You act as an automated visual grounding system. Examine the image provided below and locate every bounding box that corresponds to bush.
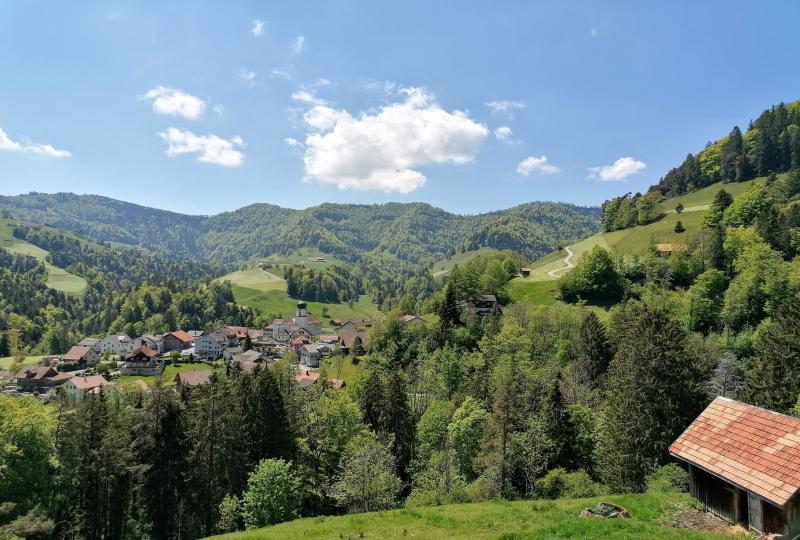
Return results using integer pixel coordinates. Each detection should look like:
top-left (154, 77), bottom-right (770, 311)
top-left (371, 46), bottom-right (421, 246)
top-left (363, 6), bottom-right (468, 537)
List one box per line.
top-left (645, 463), bottom-right (689, 493)
top-left (534, 468), bottom-right (605, 499)
top-left (242, 459), bottom-right (301, 528)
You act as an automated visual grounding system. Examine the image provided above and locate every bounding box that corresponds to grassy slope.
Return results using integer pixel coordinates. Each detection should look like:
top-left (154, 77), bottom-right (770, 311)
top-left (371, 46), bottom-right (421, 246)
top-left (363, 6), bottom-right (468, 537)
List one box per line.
top-left (0, 218), bottom-right (88, 294)
top-left (116, 361), bottom-right (223, 387)
top-left (209, 492), bottom-right (740, 540)
top-left (431, 247), bottom-right (499, 278)
top-left (0, 355), bottom-right (48, 370)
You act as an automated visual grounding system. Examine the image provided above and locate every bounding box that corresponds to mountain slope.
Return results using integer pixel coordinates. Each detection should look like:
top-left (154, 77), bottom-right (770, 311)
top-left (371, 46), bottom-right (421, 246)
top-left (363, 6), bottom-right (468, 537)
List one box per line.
top-left (0, 194), bottom-right (601, 265)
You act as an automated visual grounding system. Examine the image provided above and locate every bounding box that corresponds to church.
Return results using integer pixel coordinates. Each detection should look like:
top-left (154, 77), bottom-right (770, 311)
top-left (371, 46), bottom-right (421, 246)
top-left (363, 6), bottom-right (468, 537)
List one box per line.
top-left (269, 301), bottom-right (323, 343)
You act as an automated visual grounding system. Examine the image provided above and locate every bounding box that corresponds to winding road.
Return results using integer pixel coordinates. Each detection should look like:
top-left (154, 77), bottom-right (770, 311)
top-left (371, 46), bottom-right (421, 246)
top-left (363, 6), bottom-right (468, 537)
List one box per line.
top-left (546, 246), bottom-right (575, 278)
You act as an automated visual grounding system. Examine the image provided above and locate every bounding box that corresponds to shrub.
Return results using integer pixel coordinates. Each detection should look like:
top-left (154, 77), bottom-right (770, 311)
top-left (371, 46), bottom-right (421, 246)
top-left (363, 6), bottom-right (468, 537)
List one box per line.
top-left (534, 468), bottom-right (605, 499)
top-left (645, 463), bottom-right (689, 493)
top-left (242, 459), bottom-right (301, 528)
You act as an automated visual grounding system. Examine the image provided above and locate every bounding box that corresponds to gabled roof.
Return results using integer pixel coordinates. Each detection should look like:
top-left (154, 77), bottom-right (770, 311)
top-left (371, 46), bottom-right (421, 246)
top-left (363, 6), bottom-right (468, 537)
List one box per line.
top-left (294, 369), bottom-right (320, 388)
top-left (62, 345), bottom-right (94, 362)
top-left (125, 346), bottom-right (158, 360)
top-left (174, 370), bottom-right (213, 386)
top-left (655, 243), bottom-right (688, 253)
top-left (670, 396), bottom-right (800, 507)
top-left (338, 331), bottom-right (368, 349)
top-left (68, 375), bottom-right (110, 391)
top-left (77, 338), bottom-right (100, 347)
top-left (15, 366), bottom-right (56, 380)
top-left (165, 330), bottom-right (194, 343)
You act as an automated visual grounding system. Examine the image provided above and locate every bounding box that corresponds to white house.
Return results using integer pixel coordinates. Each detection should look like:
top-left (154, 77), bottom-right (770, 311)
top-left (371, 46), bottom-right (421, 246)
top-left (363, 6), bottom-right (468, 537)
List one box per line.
top-left (98, 334), bottom-right (134, 355)
top-left (195, 334), bottom-right (227, 359)
top-left (299, 343), bottom-right (333, 368)
top-left (62, 375), bottom-right (112, 401)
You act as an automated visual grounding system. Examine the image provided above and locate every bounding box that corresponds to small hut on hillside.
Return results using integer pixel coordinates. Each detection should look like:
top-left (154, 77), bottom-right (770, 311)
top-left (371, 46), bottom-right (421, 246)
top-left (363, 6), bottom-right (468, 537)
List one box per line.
top-left (670, 396), bottom-right (800, 537)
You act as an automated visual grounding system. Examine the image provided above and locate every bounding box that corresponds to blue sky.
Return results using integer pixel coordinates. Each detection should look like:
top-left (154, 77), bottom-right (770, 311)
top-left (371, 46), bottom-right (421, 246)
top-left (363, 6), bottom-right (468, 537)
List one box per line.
top-left (1, 1), bottom-right (799, 215)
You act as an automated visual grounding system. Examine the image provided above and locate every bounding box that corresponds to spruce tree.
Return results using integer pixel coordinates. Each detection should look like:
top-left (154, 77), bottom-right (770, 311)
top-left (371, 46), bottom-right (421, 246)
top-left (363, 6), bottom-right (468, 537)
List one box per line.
top-left (242, 367), bottom-right (295, 466)
top-left (597, 304), bottom-right (711, 493)
top-left (361, 369), bottom-right (384, 431)
top-left (381, 370), bottom-right (415, 482)
top-left (573, 312), bottom-right (612, 389)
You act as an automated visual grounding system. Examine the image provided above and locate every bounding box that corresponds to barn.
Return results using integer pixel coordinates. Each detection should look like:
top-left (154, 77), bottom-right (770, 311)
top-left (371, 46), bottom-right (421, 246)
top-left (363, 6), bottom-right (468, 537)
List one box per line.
top-left (670, 396), bottom-right (800, 537)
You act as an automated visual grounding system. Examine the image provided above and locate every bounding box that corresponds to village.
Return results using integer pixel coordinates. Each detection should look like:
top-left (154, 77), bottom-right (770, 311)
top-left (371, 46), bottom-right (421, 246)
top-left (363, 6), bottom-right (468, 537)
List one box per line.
top-left (1, 300), bottom-right (404, 401)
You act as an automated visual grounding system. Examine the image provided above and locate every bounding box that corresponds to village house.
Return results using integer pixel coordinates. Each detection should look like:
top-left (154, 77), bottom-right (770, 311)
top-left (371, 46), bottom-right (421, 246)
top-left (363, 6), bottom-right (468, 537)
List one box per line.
top-left (338, 331), bottom-right (368, 355)
top-left (14, 366), bottom-right (71, 392)
top-left (174, 370), bottom-right (213, 390)
top-left (162, 330), bottom-right (194, 352)
top-left (60, 345), bottom-right (100, 368)
top-left (186, 330), bottom-right (205, 339)
top-left (291, 335), bottom-right (311, 354)
top-left (76, 337), bottom-right (101, 352)
top-left (319, 335), bottom-right (339, 345)
top-left (132, 334), bottom-right (163, 354)
top-left (670, 396), bottom-right (800, 537)
top-left (195, 333), bottom-right (227, 359)
top-left (472, 294), bottom-right (501, 316)
top-left (119, 347), bottom-right (163, 376)
top-left (334, 319), bottom-right (371, 333)
top-left (270, 301), bottom-right (323, 342)
top-left (294, 369), bottom-right (320, 388)
top-left (299, 343), bottom-right (333, 368)
top-left (62, 375), bottom-right (112, 401)
top-left (520, 267), bottom-right (531, 278)
top-left (97, 334), bottom-right (134, 355)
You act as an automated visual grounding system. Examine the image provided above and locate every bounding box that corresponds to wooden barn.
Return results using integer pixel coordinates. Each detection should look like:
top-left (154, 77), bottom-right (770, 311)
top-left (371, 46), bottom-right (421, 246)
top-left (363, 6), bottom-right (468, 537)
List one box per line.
top-left (670, 396), bottom-right (800, 538)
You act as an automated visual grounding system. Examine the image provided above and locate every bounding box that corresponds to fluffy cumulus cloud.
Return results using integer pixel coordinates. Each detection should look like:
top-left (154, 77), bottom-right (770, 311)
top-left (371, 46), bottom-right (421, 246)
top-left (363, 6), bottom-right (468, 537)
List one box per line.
top-left (159, 127), bottom-right (244, 167)
top-left (239, 68), bottom-right (257, 87)
top-left (516, 155), bottom-right (560, 176)
top-left (494, 126), bottom-right (512, 141)
top-left (283, 137), bottom-right (301, 147)
top-left (0, 127), bottom-right (71, 158)
top-left (251, 19), bottom-right (265, 36)
top-left (144, 86), bottom-right (206, 119)
top-left (588, 156), bottom-right (646, 181)
top-left (296, 87), bottom-right (488, 193)
top-left (292, 89), bottom-right (327, 106)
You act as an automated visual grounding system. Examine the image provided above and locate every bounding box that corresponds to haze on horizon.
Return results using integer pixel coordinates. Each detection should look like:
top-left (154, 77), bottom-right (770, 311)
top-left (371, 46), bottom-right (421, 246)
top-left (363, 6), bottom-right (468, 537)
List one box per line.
top-left (1, 0), bottom-right (799, 215)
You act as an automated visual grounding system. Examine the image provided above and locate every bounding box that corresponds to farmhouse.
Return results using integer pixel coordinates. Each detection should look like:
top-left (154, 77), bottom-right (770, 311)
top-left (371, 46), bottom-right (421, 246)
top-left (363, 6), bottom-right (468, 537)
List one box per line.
top-left (520, 267), bottom-right (531, 278)
top-left (132, 334), bottom-right (163, 354)
top-left (195, 333), bottom-right (227, 359)
top-left (334, 319), bottom-right (371, 333)
top-left (472, 294), bottom-right (500, 316)
top-left (14, 366), bottom-right (67, 392)
top-left (61, 345), bottom-right (100, 368)
top-left (294, 369), bottom-right (320, 388)
top-left (120, 347), bottom-right (163, 376)
top-left (338, 331), bottom-right (368, 355)
top-left (62, 375), bottom-right (112, 401)
top-left (670, 396), bottom-right (800, 537)
top-left (76, 337), bottom-right (101, 351)
top-left (162, 330), bottom-right (195, 351)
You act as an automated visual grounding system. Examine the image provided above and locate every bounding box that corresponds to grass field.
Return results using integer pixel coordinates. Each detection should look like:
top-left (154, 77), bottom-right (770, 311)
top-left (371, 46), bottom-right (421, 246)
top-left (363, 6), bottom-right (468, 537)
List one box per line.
top-left (319, 355), bottom-right (367, 384)
top-left (0, 355), bottom-right (47, 370)
top-left (218, 268), bottom-right (285, 292)
top-left (659, 176), bottom-right (767, 213)
top-left (208, 492), bottom-right (742, 540)
top-left (431, 247), bottom-right (498, 278)
top-left (116, 362), bottom-right (222, 387)
top-left (0, 218), bottom-right (88, 294)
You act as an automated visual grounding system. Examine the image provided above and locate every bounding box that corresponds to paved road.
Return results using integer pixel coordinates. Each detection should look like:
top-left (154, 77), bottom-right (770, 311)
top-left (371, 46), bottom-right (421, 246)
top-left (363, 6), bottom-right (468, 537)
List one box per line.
top-left (547, 246), bottom-right (574, 278)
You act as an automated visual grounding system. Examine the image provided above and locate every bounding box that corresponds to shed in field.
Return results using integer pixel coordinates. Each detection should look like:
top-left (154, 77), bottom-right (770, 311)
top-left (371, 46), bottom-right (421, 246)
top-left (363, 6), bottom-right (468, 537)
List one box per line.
top-left (670, 396), bottom-right (800, 537)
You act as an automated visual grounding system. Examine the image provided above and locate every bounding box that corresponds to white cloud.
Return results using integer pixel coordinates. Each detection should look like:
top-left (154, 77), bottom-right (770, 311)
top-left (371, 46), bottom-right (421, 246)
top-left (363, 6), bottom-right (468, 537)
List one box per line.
top-left (270, 69), bottom-right (291, 80)
top-left (251, 19), bottom-right (265, 36)
top-left (516, 155), bottom-right (560, 176)
top-left (588, 156), bottom-right (647, 181)
top-left (213, 104), bottom-right (225, 115)
top-left (363, 79), bottom-right (398, 95)
top-left (0, 127), bottom-right (71, 158)
top-left (284, 137), bottom-right (302, 147)
top-left (494, 126), bottom-right (512, 141)
top-left (292, 35), bottom-right (305, 54)
top-left (296, 87), bottom-right (488, 193)
top-left (159, 127), bottom-right (244, 167)
top-left (485, 100), bottom-right (526, 114)
top-left (590, 27), bottom-right (599, 37)
top-left (315, 78), bottom-right (331, 87)
top-left (292, 89), bottom-right (327, 106)
top-left (239, 68), bottom-right (257, 87)
top-left (143, 86), bottom-right (206, 119)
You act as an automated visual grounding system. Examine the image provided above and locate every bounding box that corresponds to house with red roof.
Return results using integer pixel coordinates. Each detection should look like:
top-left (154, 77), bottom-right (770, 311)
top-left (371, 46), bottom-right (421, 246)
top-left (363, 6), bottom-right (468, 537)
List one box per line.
top-left (120, 346), bottom-right (163, 376)
top-left (62, 375), bottom-right (112, 401)
top-left (162, 331), bottom-right (194, 352)
top-left (670, 396), bottom-right (800, 537)
top-left (61, 345), bottom-right (100, 367)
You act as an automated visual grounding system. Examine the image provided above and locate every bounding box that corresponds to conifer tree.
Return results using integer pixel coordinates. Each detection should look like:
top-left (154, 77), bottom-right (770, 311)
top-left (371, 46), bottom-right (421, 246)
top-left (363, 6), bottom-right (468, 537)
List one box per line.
top-left (573, 312), bottom-right (612, 389)
top-left (381, 369), bottom-right (415, 482)
top-left (361, 369), bottom-right (384, 431)
top-left (597, 304), bottom-right (711, 493)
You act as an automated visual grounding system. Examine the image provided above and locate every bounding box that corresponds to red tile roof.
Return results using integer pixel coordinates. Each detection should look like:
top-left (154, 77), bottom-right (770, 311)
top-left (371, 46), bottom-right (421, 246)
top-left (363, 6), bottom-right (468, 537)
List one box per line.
top-left (670, 396), bottom-right (800, 507)
top-left (62, 345), bottom-right (93, 362)
top-left (68, 375), bottom-right (110, 391)
top-left (294, 369), bottom-right (320, 388)
top-left (125, 346), bottom-right (158, 360)
top-left (165, 330), bottom-right (194, 343)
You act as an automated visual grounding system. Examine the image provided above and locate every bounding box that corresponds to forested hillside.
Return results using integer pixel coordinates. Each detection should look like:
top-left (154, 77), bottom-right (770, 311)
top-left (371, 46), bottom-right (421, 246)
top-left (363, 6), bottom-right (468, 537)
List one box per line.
top-left (0, 194), bottom-right (600, 265)
top-left (602, 99), bottom-right (800, 232)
